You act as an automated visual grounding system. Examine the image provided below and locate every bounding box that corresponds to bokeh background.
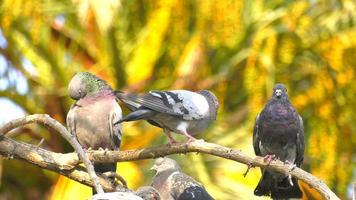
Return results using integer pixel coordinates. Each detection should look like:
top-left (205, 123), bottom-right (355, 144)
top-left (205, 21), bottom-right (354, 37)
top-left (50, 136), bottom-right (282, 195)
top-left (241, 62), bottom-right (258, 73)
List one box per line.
top-left (0, 0), bottom-right (355, 199)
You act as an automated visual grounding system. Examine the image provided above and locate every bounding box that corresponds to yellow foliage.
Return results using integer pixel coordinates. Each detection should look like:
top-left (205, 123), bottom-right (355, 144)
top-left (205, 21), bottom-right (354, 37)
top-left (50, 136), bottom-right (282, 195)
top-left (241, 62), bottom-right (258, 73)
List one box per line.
top-left (49, 176), bottom-right (91, 200)
top-left (126, 0), bottom-right (177, 84)
top-left (0, 0), bottom-right (355, 199)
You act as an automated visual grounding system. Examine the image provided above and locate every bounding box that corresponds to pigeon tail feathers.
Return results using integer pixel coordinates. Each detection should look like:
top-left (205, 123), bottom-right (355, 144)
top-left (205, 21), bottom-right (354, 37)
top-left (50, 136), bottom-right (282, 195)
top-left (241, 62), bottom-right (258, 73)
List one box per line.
top-left (116, 109), bottom-right (156, 124)
top-left (254, 171), bottom-right (302, 199)
top-left (254, 170), bottom-right (272, 196)
top-left (271, 177), bottom-right (302, 199)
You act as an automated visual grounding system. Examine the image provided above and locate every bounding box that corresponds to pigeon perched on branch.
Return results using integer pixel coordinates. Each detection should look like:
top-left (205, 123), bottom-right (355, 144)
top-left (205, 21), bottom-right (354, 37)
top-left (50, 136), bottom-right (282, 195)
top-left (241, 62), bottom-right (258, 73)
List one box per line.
top-left (151, 157), bottom-right (214, 200)
top-left (67, 72), bottom-right (122, 193)
top-left (115, 90), bottom-right (219, 143)
top-left (253, 83), bottom-right (304, 199)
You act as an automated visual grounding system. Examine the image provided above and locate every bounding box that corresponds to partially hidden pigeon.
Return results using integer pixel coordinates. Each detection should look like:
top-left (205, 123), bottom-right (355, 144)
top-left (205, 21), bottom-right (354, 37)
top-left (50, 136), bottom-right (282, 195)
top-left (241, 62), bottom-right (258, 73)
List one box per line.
top-left (135, 186), bottom-right (161, 200)
top-left (67, 72), bottom-right (122, 193)
top-left (115, 90), bottom-right (219, 143)
top-left (253, 83), bottom-right (304, 199)
top-left (91, 192), bottom-right (144, 200)
top-left (151, 157), bottom-right (214, 200)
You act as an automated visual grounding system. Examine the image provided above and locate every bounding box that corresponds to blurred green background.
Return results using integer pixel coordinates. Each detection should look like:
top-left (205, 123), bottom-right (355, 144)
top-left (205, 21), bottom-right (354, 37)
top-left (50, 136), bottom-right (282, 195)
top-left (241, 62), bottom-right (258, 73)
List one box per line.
top-left (0, 0), bottom-right (355, 199)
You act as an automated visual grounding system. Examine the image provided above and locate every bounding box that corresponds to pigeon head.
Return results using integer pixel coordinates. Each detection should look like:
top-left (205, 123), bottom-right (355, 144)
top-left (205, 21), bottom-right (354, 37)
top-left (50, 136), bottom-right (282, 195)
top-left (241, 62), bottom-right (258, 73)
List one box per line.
top-left (272, 83), bottom-right (288, 100)
top-left (197, 90), bottom-right (219, 120)
top-left (151, 157), bottom-right (180, 174)
top-left (68, 72), bottom-right (110, 100)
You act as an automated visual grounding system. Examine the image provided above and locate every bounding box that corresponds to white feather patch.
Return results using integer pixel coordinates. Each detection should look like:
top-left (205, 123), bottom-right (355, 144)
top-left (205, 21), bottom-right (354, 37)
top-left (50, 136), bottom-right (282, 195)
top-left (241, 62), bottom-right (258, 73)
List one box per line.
top-left (172, 90), bottom-right (210, 120)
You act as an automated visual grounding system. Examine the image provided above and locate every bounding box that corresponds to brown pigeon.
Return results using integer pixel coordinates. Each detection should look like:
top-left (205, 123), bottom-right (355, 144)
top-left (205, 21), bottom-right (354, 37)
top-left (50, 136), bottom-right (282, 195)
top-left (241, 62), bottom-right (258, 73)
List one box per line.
top-left (67, 72), bottom-right (122, 193)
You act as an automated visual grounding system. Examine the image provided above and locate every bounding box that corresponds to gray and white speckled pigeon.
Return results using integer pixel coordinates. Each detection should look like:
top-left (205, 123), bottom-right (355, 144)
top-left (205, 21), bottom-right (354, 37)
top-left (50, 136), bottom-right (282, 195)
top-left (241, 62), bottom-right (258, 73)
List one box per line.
top-left (135, 186), bottom-right (161, 200)
top-left (151, 157), bottom-right (214, 200)
top-left (115, 90), bottom-right (219, 143)
top-left (253, 83), bottom-right (304, 199)
top-left (91, 192), bottom-right (144, 200)
top-left (67, 72), bottom-right (122, 193)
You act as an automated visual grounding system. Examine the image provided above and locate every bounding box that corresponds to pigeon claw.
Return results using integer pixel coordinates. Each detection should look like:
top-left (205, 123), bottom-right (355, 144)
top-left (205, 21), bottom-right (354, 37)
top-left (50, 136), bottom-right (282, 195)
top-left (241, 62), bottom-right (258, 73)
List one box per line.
top-left (184, 136), bottom-right (197, 145)
top-left (182, 131), bottom-right (197, 144)
top-left (284, 160), bottom-right (297, 172)
top-left (263, 154), bottom-right (276, 165)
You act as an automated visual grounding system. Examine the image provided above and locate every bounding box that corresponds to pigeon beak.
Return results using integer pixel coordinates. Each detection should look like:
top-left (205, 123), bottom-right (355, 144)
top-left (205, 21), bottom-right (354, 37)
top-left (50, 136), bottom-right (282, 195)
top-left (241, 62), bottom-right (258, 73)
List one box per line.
top-left (275, 89), bottom-right (282, 97)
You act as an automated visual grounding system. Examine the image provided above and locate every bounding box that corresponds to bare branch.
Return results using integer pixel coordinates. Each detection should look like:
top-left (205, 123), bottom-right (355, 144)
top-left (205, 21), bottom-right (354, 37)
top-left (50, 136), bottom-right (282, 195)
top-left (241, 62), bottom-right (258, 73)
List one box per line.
top-left (88, 141), bottom-right (339, 200)
top-left (0, 136), bottom-right (119, 191)
top-left (0, 114), bottom-right (104, 193)
top-left (0, 115), bottom-right (340, 200)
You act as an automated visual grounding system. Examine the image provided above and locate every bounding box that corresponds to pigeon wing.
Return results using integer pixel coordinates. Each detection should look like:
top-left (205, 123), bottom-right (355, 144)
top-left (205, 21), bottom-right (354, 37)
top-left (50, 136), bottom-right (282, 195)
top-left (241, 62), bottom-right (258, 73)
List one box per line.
top-left (109, 103), bottom-right (122, 149)
top-left (253, 113), bottom-right (262, 156)
top-left (169, 172), bottom-right (214, 200)
top-left (116, 90), bottom-right (207, 120)
top-left (295, 115), bottom-right (305, 167)
top-left (66, 104), bottom-right (77, 136)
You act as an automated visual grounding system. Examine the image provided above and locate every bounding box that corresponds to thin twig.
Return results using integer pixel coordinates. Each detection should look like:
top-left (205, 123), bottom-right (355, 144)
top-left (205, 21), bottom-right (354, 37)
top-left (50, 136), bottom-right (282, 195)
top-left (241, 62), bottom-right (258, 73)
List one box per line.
top-left (36, 138), bottom-right (45, 147)
top-left (103, 172), bottom-right (128, 188)
top-left (0, 114), bottom-right (104, 193)
top-left (243, 162), bottom-right (253, 178)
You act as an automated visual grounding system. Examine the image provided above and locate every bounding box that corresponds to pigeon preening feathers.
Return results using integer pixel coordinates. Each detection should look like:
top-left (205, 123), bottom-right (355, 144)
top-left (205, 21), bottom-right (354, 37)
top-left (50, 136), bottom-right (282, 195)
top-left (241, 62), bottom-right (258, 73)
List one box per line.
top-left (67, 72), bottom-right (122, 193)
top-left (151, 157), bottom-right (214, 200)
top-left (253, 83), bottom-right (304, 199)
top-left (115, 90), bottom-right (219, 143)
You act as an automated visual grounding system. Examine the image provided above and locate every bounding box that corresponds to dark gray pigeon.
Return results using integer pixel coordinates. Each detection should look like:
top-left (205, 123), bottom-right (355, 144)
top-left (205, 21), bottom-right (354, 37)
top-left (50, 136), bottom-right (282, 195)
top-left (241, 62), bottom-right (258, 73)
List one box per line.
top-left (115, 90), bottom-right (219, 144)
top-left (67, 72), bottom-right (122, 193)
top-left (253, 83), bottom-right (304, 199)
top-left (151, 157), bottom-right (214, 200)
top-left (135, 186), bottom-right (161, 200)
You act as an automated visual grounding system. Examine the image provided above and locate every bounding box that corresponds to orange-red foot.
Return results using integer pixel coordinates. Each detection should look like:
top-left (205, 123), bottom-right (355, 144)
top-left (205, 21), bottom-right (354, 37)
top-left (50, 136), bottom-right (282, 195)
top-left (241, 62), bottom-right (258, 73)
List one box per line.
top-left (263, 154), bottom-right (276, 165)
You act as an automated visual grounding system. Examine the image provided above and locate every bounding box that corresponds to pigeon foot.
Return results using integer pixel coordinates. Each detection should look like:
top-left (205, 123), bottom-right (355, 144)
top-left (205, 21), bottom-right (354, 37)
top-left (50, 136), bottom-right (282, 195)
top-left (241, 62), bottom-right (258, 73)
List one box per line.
top-left (185, 137), bottom-right (196, 145)
top-left (165, 131), bottom-right (178, 145)
top-left (181, 131), bottom-right (197, 144)
top-left (263, 154), bottom-right (276, 165)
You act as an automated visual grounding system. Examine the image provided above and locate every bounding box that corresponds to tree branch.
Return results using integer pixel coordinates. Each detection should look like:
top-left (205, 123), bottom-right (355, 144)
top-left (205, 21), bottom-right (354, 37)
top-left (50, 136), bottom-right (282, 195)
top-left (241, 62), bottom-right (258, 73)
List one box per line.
top-left (88, 141), bottom-right (339, 200)
top-left (0, 136), bottom-right (120, 191)
top-left (0, 115), bottom-right (340, 200)
top-left (0, 114), bottom-right (104, 193)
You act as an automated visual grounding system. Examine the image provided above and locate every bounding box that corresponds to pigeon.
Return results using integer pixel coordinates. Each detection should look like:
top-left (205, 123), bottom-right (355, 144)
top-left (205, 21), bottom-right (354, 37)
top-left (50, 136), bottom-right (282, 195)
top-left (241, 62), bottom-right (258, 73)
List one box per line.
top-left (115, 90), bottom-right (219, 143)
top-left (67, 72), bottom-right (122, 193)
top-left (151, 157), bottom-right (214, 200)
top-left (135, 186), bottom-right (161, 200)
top-left (253, 83), bottom-right (304, 199)
top-left (91, 192), bottom-right (144, 200)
